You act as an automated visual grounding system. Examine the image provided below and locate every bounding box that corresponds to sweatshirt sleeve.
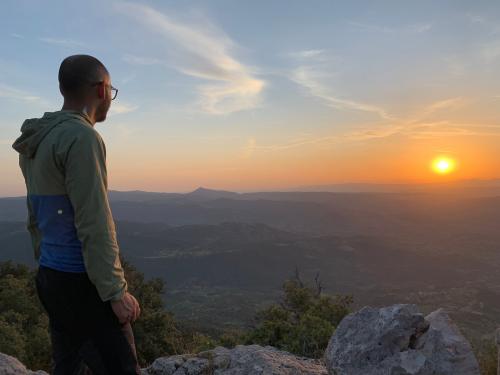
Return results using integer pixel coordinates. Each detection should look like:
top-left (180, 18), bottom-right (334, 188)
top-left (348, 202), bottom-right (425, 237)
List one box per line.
top-left (63, 128), bottom-right (127, 302)
top-left (19, 156), bottom-right (42, 262)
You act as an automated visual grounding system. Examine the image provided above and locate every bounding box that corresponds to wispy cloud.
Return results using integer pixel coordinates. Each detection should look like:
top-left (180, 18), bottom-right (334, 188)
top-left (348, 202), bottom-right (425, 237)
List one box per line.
top-left (467, 14), bottom-right (500, 35)
top-left (348, 21), bottom-right (394, 33)
top-left (481, 40), bottom-right (500, 63)
top-left (241, 137), bottom-right (256, 158)
top-left (108, 102), bottom-right (138, 116)
top-left (345, 97), bottom-right (477, 141)
top-left (122, 54), bottom-right (163, 66)
top-left (408, 24), bottom-right (432, 33)
top-left (290, 65), bottom-right (392, 120)
top-left (101, 122), bottom-right (139, 139)
top-left (10, 33), bottom-right (24, 39)
top-left (444, 56), bottom-right (467, 77)
top-left (366, 121), bottom-right (500, 140)
top-left (289, 49), bottom-right (326, 59)
top-left (38, 37), bottom-right (85, 48)
top-left (284, 46), bottom-right (485, 150)
top-left (252, 134), bottom-right (340, 152)
top-left (471, 14), bottom-right (500, 63)
top-left (245, 92), bottom-right (494, 154)
top-left (422, 97), bottom-right (467, 115)
top-left (339, 117), bottom-right (500, 142)
top-left (251, 119), bottom-right (500, 153)
top-left (115, 2), bottom-right (265, 115)
top-left (0, 83), bottom-right (41, 102)
top-left (348, 21), bottom-right (432, 34)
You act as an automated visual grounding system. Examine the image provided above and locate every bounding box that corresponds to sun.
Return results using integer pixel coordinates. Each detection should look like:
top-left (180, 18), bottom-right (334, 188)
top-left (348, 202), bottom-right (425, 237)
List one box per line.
top-left (431, 157), bottom-right (456, 175)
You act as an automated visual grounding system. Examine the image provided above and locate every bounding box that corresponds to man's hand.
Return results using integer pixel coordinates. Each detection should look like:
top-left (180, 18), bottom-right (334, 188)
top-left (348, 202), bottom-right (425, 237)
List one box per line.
top-left (110, 292), bottom-right (141, 324)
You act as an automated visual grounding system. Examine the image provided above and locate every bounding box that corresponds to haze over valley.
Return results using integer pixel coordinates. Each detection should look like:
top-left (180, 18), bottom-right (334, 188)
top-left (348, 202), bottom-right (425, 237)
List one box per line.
top-left (2, 181), bottom-right (499, 340)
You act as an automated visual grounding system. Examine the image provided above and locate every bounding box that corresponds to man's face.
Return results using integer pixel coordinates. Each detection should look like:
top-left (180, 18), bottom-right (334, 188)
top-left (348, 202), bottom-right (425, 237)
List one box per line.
top-left (95, 74), bottom-right (112, 123)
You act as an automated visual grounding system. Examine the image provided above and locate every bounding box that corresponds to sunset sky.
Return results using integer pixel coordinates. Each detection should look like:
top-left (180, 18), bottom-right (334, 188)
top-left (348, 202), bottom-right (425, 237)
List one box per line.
top-left (1, 0), bottom-right (500, 196)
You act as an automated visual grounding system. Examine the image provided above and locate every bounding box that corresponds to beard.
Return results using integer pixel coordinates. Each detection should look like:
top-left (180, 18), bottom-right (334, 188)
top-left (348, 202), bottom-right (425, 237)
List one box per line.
top-left (95, 99), bottom-right (111, 122)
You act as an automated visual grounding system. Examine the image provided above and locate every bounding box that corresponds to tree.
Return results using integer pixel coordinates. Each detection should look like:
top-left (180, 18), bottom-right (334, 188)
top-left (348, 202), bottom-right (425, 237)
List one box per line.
top-left (246, 271), bottom-right (353, 358)
top-left (0, 261), bottom-right (51, 370)
top-left (472, 338), bottom-right (497, 375)
top-left (121, 258), bottom-right (189, 365)
top-left (0, 259), bottom-right (214, 371)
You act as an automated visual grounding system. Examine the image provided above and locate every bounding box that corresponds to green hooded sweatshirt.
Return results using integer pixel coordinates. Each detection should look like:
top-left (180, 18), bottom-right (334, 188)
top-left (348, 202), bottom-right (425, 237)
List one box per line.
top-left (12, 110), bottom-right (127, 302)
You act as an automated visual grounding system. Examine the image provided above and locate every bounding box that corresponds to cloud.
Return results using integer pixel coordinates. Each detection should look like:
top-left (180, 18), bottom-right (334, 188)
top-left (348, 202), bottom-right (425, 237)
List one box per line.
top-left (468, 14), bottom-right (486, 25)
top-left (408, 24), bottom-right (432, 33)
top-left (422, 97), bottom-right (467, 115)
top-left (108, 102), bottom-right (138, 116)
top-left (404, 122), bottom-right (500, 139)
top-left (344, 125), bottom-right (403, 141)
top-left (246, 94), bottom-right (493, 154)
top-left (115, 2), bottom-right (265, 115)
top-left (10, 33), bottom-right (24, 39)
top-left (290, 65), bottom-right (392, 120)
top-left (344, 120), bottom-right (500, 141)
top-left (467, 14), bottom-right (500, 35)
top-left (264, 136), bottom-right (339, 151)
top-left (289, 49), bottom-right (325, 59)
top-left (0, 83), bottom-right (41, 102)
top-left (348, 21), bottom-right (394, 33)
top-left (348, 22), bottom-right (432, 34)
top-left (38, 37), bottom-right (85, 48)
top-left (481, 40), bottom-right (500, 63)
top-left (243, 119), bottom-right (500, 154)
top-left (122, 54), bottom-right (163, 66)
top-left (444, 57), bottom-right (467, 77)
top-left (101, 122), bottom-right (139, 139)
top-left (241, 137), bottom-right (256, 158)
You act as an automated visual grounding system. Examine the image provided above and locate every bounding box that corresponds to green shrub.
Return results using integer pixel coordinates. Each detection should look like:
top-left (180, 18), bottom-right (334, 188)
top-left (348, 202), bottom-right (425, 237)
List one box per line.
top-left (246, 273), bottom-right (353, 358)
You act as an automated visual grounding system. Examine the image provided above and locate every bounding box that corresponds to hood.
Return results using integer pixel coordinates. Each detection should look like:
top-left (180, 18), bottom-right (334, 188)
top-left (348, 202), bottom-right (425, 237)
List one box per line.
top-left (12, 110), bottom-right (92, 158)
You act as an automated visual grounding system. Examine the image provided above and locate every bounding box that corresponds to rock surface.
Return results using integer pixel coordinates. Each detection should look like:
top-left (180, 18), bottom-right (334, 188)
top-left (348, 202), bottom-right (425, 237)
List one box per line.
top-left (0, 304), bottom-right (481, 375)
top-left (0, 353), bottom-right (48, 375)
top-left (325, 304), bottom-right (480, 375)
top-left (144, 345), bottom-right (327, 375)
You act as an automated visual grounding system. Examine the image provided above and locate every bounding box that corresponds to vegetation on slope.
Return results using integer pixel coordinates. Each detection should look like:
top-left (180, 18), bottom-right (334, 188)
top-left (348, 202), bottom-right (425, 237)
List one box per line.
top-left (0, 260), bottom-right (496, 374)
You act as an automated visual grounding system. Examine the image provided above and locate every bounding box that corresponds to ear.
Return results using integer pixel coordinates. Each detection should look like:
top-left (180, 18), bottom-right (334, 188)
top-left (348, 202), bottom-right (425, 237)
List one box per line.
top-left (97, 83), bottom-right (105, 99)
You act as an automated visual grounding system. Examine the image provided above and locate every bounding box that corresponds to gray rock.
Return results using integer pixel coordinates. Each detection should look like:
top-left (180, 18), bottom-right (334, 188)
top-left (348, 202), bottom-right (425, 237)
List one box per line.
top-left (0, 353), bottom-right (48, 375)
top-left (147, 354), bottom-right (185, 374)
top-left (0, 304), bottom-right (480, 375)
top-left (325, 304), bottom-right (480, 375)
top-left (414, 309), bottom-right (480, 374)
top-left (144, 345), bottom-right (327, 375)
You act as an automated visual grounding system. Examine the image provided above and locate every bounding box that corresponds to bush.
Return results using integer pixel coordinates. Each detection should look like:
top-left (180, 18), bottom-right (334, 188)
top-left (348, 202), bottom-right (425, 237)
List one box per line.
top-left (473, 338), bottom-right (497, 375)
top-left (246, 271), bottom-right (353, 358)
top-left (0, 259), bottom-right (216, 371)
top-left (0, 261), bottom-right (51, 370)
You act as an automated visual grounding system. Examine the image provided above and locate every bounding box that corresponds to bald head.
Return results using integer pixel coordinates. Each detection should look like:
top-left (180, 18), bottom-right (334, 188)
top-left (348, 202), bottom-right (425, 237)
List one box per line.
top-left (58, 54), bottom-right (109, 99)
top-left (59, 55), bottom-right (114, 124)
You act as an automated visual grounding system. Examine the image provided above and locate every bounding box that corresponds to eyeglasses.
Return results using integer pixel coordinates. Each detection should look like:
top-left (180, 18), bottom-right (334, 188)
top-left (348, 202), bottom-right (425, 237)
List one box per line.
top-left (90, 81), bottom-right (118, 100)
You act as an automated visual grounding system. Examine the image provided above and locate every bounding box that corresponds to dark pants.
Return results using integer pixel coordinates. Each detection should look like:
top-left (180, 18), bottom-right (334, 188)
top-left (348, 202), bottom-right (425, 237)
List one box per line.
top-left (35, 265), bottom-right (141, 375)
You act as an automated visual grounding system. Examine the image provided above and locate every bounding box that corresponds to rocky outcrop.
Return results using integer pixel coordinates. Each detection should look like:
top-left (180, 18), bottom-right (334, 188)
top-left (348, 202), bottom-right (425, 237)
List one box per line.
top-left (325, 304), bottom-right (480, 375)
top-left (0, 353), bottom-right (48, 375)
top-left (0, 304), bottom-right (480, 375)
top-left (143, 345), bottom-right (327, 374)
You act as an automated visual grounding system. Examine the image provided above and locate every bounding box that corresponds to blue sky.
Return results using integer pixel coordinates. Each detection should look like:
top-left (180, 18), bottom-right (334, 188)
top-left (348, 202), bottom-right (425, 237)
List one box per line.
top-left (1, 0), bottom-right (500, 195)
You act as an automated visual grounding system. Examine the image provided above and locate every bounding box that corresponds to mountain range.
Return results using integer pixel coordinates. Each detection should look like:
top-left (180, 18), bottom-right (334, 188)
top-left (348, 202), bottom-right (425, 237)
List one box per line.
top-left (1, 183), bottom-right (499, 338)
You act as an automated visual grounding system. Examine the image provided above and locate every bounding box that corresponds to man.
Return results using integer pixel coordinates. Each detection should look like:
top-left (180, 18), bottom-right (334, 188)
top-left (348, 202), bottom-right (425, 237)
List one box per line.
top-left (12, 55), bottom-right (141, 374)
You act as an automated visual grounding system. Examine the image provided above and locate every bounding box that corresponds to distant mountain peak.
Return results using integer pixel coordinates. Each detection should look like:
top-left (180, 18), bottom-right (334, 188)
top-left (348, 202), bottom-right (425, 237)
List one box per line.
top-left (187, 187), bottom-right (239, 198)
top-left (191, 187), bottom-right (215, 193)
